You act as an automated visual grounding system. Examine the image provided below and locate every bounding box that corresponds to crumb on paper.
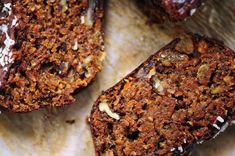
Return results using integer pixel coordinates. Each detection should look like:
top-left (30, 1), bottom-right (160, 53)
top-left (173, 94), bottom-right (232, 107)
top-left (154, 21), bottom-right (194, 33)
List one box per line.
top-left (190, 8), bottom-right (196, 16)
top-left (65, 119), bottom-right (76, 124)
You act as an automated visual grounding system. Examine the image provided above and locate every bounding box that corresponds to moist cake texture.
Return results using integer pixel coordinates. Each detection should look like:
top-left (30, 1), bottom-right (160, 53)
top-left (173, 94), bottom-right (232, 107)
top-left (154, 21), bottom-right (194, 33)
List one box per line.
top-left (0, 0), bottom-right (104, 112)
top-left (90, 34), bottom-right (235, 156)
top-left (138, 0), bottom-right (204, 23)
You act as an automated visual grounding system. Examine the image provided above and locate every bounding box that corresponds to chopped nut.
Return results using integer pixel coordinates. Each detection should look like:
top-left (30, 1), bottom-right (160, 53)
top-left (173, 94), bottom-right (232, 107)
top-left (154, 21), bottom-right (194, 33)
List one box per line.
top-left (211, 86), bottom-right (224, 94)
top-left (152, 77), bottom-right (165, 94)
top-left (99, 102), bottom-right (120, 120)
top-left (153, 77), bottom-right (160, 89)
top-left (187, 121), bottom-right (193, 126)
top-left (72, 40), bottom-right (78, 50)
top-left (130, 151), bottom-right (137, 156)
top-left (99, 52), bottom-right (106, 62)
top-left (159, 50), bottom-right (189, 67)
top-left (147, 116), bottom-right (153, 122)
top-left (80, 16), bottom-right (85, 24)
top-left (146, 67), bottom-right (156, 78)
top-left (198, 40), bottom-right (208, 53)
top-left (143, 144), bottom-right (149, 149)
top-left (167, 88), bottom-right (175, 94)
top-left (197, 64), bottom-right (210, 85)
top-left (175, 35), bottom-right (194, 54)
top-left (223, 75), bottom-right (233, 84)
top-left (161, 59), bottom-right (172, 67)
top-left (83, 55), bottom-right (93, 64)
top-left (59, 0), bottom-right (68, 12)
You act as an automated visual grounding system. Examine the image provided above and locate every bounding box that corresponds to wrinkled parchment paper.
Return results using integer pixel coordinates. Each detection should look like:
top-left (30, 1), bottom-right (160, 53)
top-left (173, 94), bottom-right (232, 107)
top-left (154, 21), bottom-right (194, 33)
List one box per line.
top-left (0, 0), bottom-right (235, 156)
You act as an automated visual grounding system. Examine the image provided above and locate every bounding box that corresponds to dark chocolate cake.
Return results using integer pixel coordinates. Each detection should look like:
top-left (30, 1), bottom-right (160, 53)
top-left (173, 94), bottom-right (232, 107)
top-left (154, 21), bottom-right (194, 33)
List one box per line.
top-left (0, 0), bottom-right (104, 112)
top-left (90, 34), bottom-right (235, 156)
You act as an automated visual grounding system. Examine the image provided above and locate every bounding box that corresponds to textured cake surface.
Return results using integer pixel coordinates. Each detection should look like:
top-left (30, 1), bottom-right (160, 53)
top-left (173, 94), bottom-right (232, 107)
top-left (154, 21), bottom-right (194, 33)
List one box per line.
top-left (90, 34), bottom-right (235, 156)
top-left (0, 0), bottom-right (104, 112)
top-left (138, 0), bottom-right (204, 23)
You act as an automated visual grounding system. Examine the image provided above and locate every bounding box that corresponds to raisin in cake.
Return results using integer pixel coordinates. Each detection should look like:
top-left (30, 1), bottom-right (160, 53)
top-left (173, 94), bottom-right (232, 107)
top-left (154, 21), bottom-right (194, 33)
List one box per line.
top-left (90, 34), bottom-right (235, 156)
top-left (0, 0), bottom-right (104, 112)
top-left (138, 0), bottom-right (204, 23)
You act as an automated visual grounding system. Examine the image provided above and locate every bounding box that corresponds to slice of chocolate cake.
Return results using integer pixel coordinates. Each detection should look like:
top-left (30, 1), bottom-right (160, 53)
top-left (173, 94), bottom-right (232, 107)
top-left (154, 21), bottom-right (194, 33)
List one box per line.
top-left (138, 0), bottom-right (204, 23)
top-left (0, 0), bottom-right (104, 112)
top-left (90, 34), bottom-right (235, 156)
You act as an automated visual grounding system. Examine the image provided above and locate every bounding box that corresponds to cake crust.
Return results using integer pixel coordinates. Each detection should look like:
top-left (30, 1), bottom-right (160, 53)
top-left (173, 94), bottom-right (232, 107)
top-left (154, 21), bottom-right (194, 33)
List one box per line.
top-left (0, 0), bottom-right (104, 112)
top-left (90, 34), bottom-right (235, 156)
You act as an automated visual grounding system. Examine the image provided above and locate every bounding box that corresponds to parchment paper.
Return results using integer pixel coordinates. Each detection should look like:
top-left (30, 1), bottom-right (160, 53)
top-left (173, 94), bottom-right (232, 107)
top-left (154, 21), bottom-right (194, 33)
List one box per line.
top-left (0, 0), bottom-right (235, 156)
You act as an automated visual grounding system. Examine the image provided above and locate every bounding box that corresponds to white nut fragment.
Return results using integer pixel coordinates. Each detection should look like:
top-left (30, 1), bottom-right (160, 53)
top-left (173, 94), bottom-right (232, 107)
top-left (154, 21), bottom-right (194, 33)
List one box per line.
top-left (80, 16), bottom-right (85, 24)
top-left (216, 116), bottom-right (224, 123)
top-left (178, 146), bottom-right (183, 153)
top-left (98, 52), bottom-right (106, 62)
top-left (59, 0), bottom-right (68, 12)
top-left (170, 148), bottom-right (175, 152)
top-left (212, 123), bottom-right (220, 130)
top-left (146, 67), bottom-right (156, 79)
top-left (83, 55), bottom-right (93, 64)
top-left (72, 40), bottom-right (78, 50)
top-left (99, 102), bottom-right (120, 120)
top-left (86, 2), bottom-right (95, 25)
top-left (153, 77), bottom-right (164, 93)
top-left (11, 16), bottom-right (18, 27)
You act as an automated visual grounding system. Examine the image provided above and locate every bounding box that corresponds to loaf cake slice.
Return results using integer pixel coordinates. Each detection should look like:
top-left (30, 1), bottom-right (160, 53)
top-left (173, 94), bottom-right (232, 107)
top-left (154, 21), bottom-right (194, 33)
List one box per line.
top-left (0, 0), bottom-right (104, 112)
top-left (138, 0), bottom-right (204, 23)
top-left (90, 34), bottom-right (235, 156)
